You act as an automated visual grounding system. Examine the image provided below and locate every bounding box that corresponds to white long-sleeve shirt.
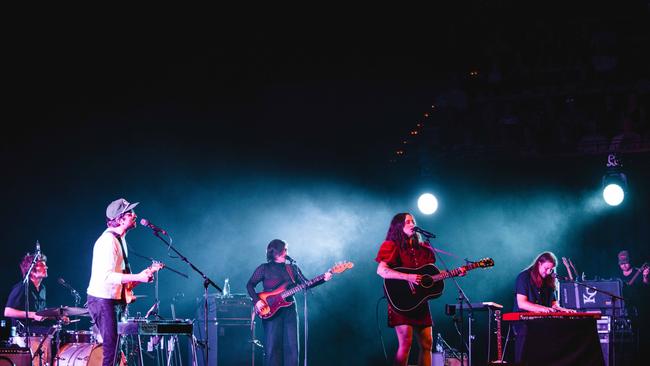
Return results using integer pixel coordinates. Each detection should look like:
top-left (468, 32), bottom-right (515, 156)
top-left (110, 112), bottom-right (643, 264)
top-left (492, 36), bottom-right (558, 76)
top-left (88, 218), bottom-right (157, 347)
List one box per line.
top-left (86, 229), bottom-right (128, 299)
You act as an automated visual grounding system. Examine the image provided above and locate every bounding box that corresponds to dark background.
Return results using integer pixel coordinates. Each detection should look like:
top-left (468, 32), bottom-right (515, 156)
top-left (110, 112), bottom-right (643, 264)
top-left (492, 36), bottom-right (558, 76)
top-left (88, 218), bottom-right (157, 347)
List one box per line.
top-left (2, 4), bottom-right (650, 365)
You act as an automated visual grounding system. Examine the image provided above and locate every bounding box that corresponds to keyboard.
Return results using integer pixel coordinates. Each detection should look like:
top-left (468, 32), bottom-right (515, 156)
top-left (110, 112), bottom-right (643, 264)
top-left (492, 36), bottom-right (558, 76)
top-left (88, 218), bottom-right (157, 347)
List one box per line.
top-left (118, 319), bottom-right (193, 335)
top-left (502, 311), bottom-right (601, 321)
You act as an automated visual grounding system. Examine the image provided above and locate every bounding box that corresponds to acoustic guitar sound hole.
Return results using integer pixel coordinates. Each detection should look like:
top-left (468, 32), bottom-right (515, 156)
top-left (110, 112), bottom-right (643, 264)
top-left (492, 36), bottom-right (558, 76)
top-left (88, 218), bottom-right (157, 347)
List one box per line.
top-left (420, 276), bottom-right (433, 288)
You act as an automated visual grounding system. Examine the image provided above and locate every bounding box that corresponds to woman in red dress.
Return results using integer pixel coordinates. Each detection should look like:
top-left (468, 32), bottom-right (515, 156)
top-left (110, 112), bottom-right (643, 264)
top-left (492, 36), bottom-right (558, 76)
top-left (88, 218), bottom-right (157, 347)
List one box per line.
top-left (375, 212), bottom-right (436, 366)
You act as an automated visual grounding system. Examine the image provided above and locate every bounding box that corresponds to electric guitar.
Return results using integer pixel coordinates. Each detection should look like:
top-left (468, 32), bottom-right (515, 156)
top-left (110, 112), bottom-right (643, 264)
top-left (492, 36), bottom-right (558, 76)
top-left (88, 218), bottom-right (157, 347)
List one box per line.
top-left (384, 258), bottom-right (494, 312)
top-left (254, 261), bottom-right (354, 319)
top-left (561, 257), bottom-right (574, 281)
top-left (124, 260), bottom-right (165, 304)
top-left (627, 262), bottom-right (649, 286)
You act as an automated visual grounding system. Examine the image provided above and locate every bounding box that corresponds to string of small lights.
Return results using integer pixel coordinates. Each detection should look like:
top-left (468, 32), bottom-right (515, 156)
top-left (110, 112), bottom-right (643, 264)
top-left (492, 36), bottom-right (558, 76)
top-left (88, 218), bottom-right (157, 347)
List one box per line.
top-left (389, 105), bottom-right (437, 164)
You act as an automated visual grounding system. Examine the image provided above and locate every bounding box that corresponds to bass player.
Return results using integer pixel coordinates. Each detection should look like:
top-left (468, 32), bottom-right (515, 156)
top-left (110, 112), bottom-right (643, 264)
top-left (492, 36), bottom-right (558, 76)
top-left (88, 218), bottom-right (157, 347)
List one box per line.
top-left (246, 239), bottom-right (332, 366)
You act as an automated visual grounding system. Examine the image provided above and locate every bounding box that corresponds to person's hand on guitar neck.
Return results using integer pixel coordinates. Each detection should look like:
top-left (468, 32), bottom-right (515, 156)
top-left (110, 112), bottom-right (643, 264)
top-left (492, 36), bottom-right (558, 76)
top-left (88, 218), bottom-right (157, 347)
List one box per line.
top-left (137, 267), bottom-right (155, 283)
top-left (323, 270), bottom-right (333, 281)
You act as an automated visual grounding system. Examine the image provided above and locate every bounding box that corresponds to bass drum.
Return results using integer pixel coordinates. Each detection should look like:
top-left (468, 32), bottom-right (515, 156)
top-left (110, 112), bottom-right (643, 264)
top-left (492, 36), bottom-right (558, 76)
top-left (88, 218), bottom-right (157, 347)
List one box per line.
top-left (56, 343), bottom-right (103, 366)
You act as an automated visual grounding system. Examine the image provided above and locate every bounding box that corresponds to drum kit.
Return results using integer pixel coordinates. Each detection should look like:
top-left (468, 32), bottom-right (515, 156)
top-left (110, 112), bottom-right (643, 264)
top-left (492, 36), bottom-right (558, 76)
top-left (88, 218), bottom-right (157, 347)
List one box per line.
top-left (7, 306), bottom-right (106, 366)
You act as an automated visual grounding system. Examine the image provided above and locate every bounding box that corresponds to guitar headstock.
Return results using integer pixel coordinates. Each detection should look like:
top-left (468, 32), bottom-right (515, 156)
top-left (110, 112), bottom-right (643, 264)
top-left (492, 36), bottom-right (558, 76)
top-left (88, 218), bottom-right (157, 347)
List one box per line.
top-left (476, 258), bottom-right (494, 268)
top-left (150, 260), bottom-right (165, 271)
top-left (330, 261), bottom-right (354, 274)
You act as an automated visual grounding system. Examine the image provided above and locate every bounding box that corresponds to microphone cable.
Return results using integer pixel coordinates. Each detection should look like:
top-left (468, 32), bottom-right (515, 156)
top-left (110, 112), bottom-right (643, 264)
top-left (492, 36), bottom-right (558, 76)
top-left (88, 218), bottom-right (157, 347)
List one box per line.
top-left (375, 295), bottom-right (389, 364)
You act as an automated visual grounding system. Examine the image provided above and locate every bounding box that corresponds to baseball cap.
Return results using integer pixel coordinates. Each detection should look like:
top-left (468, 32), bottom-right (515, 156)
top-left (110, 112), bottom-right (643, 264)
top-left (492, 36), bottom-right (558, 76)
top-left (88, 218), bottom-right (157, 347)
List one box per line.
top-left (106, 198), bottom-right (139, 220)
top-left (617, 250), bottom-right (630, 265)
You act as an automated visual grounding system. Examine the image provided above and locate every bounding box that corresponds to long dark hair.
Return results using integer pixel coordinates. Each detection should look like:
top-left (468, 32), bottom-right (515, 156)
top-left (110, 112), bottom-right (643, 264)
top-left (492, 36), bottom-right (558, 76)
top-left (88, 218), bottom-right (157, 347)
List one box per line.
top-left (266, 239), bottom-right (287, 262)
top-left (385, 213), bottom-right (420, 250)
top-left (525, 251), bottom-right (557, 290)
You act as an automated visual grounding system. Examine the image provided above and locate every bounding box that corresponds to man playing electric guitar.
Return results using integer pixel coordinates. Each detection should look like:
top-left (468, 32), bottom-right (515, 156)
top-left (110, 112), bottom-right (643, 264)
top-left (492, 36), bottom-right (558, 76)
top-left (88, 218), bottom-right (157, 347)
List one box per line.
top-left (246, 239), bottom-right (333, 366)
top-left (86, 198), bottom-right (164, 366)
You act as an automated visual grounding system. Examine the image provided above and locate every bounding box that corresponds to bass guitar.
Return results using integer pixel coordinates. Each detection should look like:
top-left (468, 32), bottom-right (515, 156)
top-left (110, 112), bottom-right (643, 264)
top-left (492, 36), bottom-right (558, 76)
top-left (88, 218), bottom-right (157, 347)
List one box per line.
top-left (124, 260), bottom-right (165, 304)
top-left (384, 258), bottom-right (494, 312)
top-left (255, 261), bottom-right (354, 319)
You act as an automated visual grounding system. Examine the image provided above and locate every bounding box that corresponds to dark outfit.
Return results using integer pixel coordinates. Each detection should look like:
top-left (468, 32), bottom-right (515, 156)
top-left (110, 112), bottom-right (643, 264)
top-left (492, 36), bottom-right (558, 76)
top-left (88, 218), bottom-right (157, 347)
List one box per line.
top-left (5, 280), bottom-right (49, 334)
top-left (246, 262), bottom-right (324, 366)
top-left (375, 239), bottom-right (436, 327)
top-left (512, 270), bottom-right (556, 364)
top-left (619, 268), bottom-right (648, 317)
top-left (617, 268), bottom-right (649, 363)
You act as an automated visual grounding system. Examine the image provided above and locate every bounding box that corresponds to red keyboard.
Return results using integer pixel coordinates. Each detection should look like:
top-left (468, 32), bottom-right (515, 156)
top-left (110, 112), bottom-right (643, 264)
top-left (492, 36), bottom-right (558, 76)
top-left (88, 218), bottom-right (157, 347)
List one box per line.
top-left (502, 311), bottom-right (601, 321)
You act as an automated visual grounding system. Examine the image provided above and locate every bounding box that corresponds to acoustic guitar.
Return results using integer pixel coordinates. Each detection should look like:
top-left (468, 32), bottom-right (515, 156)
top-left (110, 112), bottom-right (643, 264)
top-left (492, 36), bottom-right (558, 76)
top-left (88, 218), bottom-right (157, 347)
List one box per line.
top-left (255, 261), bottom-right (354, 319)
top-left (124, 260), bottom-right (165, 304)
top-left (384, 258), bottom-right (494, 312)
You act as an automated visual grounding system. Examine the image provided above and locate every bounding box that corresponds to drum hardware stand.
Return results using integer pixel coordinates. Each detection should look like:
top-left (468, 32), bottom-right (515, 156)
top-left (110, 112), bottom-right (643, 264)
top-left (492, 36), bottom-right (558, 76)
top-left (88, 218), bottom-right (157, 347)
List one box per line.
top-left (32, 320), bottom-right (61, 366)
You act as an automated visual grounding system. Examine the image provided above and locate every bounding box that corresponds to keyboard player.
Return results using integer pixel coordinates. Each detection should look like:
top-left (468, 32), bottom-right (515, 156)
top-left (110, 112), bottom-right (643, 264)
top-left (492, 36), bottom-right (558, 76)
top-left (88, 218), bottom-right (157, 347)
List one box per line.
top-left (512, 252), bottom-right (575, 363)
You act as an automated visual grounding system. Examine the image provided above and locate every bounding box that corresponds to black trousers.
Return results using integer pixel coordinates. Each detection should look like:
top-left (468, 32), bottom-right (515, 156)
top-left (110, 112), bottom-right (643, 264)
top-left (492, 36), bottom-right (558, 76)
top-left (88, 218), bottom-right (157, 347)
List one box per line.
top-left (87, 295), bottom-right (125, 366)
top-left (262, 304), bottom-right (299, 366)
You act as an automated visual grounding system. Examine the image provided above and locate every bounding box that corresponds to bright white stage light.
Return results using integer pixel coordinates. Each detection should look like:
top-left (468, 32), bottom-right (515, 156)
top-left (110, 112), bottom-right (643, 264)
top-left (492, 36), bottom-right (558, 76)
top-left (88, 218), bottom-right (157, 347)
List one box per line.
top-left (417, 193), bottom-right (438, 215)
top-left (603, 184), bottom-right (624, 206)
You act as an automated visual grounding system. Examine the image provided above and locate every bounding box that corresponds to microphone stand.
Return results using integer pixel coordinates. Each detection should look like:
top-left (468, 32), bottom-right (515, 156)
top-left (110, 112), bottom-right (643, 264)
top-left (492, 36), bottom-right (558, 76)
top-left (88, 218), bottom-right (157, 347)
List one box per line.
top-left (425, 234), bottom-right (473, 366)
top-left (149, 231), bottom-right (222, 366)
top-left (22, 251), bottom-right (40, 353)
top-left (290, 261), bottom-right (310, 366)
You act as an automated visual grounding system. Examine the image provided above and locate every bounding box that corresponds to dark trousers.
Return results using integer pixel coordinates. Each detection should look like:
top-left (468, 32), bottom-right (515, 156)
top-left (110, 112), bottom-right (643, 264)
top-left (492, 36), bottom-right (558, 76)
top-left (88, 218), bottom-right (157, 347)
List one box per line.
top-left (262, 304), bottom-right (299, 366)
top-left (87, 295), bottom-right (125, 366)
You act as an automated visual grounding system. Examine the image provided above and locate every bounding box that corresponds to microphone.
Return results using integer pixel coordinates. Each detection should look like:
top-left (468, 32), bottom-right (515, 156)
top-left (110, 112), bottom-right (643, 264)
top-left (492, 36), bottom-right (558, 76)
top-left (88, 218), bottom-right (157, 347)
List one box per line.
top-left (413, 226), bottom-right (436, 238)
top-left (140, 219), bottom-right (168, 235)
top-left (285, 255), bottom-right (296, 263)
top-left (35, 240), bottom-right (41, 259)
top-left (58, 277), bottom-right (81, 301)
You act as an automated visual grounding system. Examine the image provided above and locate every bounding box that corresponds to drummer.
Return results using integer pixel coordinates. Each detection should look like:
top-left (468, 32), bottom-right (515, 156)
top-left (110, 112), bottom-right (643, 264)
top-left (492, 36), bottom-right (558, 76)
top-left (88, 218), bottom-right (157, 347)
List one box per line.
top-left (4, 251), bottom-right (50, 333)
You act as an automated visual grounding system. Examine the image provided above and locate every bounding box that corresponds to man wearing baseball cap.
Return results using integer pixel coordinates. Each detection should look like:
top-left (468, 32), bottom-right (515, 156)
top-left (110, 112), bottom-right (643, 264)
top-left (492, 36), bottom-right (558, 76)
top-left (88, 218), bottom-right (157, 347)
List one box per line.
top-left (617, 250), bottom-right (649, 286)
top-left (86, 198), bottom-right (158, 366)
top-left (615, 249), bottom-right (649, 363)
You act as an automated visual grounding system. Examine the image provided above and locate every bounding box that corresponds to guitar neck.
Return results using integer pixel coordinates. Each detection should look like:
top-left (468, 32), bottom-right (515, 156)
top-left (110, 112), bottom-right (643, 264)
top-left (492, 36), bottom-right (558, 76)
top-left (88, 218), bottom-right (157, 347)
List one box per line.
top-left (431, 262), bottom-right (481, 281)
top-left (281, 273), bottom-right (326, 299)
top-left (628, 262), bottom-right (649, 285)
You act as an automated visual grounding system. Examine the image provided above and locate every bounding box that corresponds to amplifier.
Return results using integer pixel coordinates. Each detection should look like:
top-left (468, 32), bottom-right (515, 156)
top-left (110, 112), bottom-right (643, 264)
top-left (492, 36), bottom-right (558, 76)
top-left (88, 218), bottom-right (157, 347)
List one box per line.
top-left (0, 346), bottom-right (31, 366)
top-left (198, 294), bottom-right (253, 321)
top-left (560, 280), bottom-right (625, 314)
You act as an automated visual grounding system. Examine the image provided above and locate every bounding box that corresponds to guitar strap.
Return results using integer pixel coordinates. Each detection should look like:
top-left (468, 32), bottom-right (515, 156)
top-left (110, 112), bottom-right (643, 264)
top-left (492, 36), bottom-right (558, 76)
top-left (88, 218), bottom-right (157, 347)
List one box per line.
top-left (285, 264), bottom-right (297, 284)
top-left (110, 231), bottom-right (131, 304)
top-left (110, 231), bottom-right (132, 274)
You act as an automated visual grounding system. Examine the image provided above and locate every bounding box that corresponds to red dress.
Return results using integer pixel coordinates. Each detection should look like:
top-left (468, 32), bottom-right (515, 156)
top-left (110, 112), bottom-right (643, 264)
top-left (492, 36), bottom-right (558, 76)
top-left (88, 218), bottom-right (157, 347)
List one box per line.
top-left (375, 239), bottom-right (436, 327)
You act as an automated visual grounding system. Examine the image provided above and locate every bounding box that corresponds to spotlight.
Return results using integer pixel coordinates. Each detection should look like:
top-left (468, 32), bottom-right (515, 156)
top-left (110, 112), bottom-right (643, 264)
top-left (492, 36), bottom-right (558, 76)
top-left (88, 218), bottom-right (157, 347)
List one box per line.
top-left (417, 193), bottom-right (438, 215)
top-left (601, 154), bottom-right (627, 206)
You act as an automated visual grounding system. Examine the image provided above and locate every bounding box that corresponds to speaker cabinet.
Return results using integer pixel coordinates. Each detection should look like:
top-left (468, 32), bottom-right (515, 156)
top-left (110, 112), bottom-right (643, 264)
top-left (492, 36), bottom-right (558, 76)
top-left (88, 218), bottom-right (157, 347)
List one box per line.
top-left (0, 347), bottom-right (31, 366)
top-left (191, 321), bottom-right (259, 366)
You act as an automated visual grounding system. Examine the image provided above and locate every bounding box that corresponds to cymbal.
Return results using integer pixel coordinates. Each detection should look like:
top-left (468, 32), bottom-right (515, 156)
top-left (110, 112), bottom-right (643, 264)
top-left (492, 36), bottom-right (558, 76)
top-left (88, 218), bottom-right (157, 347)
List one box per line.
top-left (36, 306), bottom-right (89, 318)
